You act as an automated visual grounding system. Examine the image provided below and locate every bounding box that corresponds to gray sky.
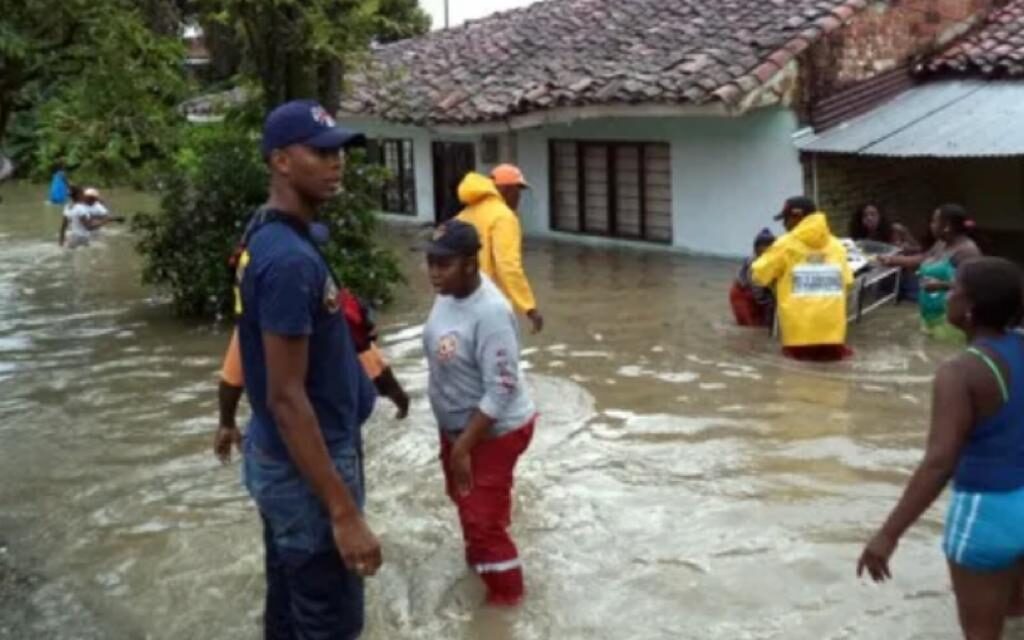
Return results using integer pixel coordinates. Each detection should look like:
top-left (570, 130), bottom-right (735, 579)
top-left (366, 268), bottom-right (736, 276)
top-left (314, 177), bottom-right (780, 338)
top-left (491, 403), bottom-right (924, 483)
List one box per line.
top-left (420, 0), bottom-right (536, 28)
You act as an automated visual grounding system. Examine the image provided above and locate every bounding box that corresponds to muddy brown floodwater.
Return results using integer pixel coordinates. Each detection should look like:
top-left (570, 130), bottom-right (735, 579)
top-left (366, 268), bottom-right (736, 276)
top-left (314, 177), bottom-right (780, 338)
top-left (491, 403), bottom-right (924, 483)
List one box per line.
top-left (0, 182), bottom-right (1010, 639)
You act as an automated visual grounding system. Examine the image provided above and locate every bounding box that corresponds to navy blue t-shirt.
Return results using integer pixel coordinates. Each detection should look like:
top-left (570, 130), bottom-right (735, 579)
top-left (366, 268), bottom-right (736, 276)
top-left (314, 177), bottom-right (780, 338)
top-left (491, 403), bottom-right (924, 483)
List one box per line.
top-left (238, 217), bottom-right (377, 460)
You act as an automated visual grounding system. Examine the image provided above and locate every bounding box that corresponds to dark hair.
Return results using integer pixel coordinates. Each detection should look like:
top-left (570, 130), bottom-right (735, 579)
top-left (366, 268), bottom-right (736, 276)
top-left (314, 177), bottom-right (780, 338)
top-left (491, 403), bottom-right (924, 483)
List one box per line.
top-left (958, 257), bottom-right (1024, 330)
top-left (937, 203), bottom-right (974, 237)
top-left (848, 203), bottom-right (893, 241)
top-left (69, 185), bottom-right (84, 202)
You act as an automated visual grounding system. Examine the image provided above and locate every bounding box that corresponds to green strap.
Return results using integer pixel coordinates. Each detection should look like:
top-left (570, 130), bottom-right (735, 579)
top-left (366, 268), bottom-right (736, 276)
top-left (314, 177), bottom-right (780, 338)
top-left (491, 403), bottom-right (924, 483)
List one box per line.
top-left (967, 347), bottom-right (1010, 403)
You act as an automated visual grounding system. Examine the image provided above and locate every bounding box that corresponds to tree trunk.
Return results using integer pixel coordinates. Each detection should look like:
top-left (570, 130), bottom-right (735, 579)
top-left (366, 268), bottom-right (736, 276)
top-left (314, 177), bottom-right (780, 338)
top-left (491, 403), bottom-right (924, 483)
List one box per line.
top-left (139, 0), bottom-right (181, 37)
top-left (0, 96), bottom-right (13, 147)
top-left (319, 59), bottom-right (343, 111)
top-left (202, 18), bottom-right (242, 82)
top-left (280, 4), bottom-right (317, 103)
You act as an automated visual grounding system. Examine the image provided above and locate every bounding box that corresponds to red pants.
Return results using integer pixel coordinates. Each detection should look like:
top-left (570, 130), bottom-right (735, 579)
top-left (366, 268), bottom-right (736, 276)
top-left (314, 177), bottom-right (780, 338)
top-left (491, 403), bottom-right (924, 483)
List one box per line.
top-left (729, 283), bottom-right (771, 327)
top-left (440, 419), bottom-right (535, 605)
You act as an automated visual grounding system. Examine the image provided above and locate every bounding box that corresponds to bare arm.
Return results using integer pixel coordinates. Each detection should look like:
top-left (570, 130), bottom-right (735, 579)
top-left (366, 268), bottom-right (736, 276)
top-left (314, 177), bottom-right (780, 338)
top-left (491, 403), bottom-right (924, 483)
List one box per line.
top-left (264, 332), bottom-right (381, 575)
top-left (881, 253), bottom-right (927, 269)
top-left (858, 362), bottom-right (974, 581)
top-left (449, 410), bottom-right (497, 495)
top-left (58, 218), bottom-right (68, 246)
top-left (264, 333), bottom-right (362, 521)
top-left (880, 363), bottom-right (970, 537)
top-left (84, 217), bottom-right (113, 231)
top-left (214, 380), bottom-right (244, 463)
top-left (218, 380), bottom-right (243, 429)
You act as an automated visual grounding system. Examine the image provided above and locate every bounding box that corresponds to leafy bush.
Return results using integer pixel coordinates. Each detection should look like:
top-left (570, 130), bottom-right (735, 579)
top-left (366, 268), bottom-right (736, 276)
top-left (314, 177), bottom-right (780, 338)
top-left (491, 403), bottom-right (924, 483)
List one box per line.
top-left (132, 122), bottom-right (403, 319)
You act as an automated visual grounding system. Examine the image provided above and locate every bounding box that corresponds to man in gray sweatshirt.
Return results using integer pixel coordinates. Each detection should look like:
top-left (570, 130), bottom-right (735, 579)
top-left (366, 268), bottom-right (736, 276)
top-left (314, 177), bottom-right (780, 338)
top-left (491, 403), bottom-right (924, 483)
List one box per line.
top-left (422, 219), bottom-right (537, 607)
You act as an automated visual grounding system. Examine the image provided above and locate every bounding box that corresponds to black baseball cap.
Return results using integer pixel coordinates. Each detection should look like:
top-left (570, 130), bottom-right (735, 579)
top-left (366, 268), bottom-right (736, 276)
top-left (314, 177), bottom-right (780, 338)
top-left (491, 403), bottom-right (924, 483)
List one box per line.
top-left (261, 100), bottom-right (366, 157)
top-left (774, 196), bottom-right (817, 221)
top-left (424, 220), bottom-right (482, 257)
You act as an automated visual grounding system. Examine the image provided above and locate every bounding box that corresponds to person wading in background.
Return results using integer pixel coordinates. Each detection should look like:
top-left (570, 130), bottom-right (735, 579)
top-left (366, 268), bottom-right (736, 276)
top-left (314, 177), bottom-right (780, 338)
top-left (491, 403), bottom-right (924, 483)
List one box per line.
top-left (752, 196), bottom-right (854, 361)
top-left (455, 164), bottom-right (544, 334)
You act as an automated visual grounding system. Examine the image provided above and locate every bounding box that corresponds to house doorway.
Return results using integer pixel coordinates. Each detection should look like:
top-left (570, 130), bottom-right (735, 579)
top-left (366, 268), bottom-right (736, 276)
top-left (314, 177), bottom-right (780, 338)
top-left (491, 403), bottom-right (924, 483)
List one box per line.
top-left (432, 141), bottom-right (476, 223)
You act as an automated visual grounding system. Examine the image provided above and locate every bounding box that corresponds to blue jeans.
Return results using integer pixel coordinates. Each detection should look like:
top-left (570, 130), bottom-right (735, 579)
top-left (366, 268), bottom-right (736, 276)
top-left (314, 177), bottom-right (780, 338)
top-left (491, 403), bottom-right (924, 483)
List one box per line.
top-left (243, 438), bottom-right (366, 640)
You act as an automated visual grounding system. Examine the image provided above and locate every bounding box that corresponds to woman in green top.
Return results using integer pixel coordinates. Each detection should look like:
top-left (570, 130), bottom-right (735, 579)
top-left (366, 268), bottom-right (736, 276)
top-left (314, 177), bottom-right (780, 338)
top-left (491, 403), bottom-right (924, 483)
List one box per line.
top-left (880, 204), bottom-right (982, 341)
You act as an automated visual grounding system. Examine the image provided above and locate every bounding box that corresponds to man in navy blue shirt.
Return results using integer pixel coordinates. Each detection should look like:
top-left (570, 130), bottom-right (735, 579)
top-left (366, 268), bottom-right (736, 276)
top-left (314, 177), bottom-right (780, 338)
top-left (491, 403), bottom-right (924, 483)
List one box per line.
top-left (237, 100), bottom-right (379, 639)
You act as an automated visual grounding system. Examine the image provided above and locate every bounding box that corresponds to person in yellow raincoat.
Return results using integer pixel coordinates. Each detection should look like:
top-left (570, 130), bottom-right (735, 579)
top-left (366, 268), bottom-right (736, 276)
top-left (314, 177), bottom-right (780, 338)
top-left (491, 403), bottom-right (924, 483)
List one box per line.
top-left (455, 166), bottom-right (544, 333)
top-left (752, 196), bottom-right (855, 361)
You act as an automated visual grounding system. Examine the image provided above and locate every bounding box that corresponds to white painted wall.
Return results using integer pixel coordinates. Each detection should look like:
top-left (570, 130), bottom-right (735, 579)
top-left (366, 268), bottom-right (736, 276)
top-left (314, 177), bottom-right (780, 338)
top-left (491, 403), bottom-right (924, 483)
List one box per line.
top-left (350, 120), bottom-right (480, 225)
top-left (515, 108), bottom-right (803, 257)
top-left (352, 107), bottom-right (804, 257)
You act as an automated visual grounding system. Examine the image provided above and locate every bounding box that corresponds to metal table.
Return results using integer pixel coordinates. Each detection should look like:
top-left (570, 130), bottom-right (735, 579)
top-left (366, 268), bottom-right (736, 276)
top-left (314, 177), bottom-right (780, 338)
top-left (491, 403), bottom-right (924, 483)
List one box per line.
top-left (770, 246), bottom-right (903, 339)
top-left (850, 264), bottom-right (901, 322)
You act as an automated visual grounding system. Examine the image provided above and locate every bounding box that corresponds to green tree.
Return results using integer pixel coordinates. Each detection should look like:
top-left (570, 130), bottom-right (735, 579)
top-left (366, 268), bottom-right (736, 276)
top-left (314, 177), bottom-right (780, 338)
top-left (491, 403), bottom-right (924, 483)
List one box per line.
top-left (373, 0), bottom-right (431, 43)
top-left (203, 0), bottom-right (429, 111)
top-left (131, 0), bottom-right (419, 318)
top-left (132, 121), bottom-right (402, 318)
top-left (0, 0), bottom-right (188, 180)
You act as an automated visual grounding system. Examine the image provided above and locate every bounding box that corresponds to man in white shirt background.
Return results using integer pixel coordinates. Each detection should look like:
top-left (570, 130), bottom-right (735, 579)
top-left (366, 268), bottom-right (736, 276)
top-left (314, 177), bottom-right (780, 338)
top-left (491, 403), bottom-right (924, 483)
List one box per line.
top-left (58, 186), bottom-right (118, 248)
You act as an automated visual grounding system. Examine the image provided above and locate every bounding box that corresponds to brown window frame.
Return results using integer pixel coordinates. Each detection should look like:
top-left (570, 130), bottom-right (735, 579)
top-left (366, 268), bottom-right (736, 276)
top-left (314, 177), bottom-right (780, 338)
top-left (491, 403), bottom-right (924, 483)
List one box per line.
top-left (368, 138), bottom-right (416, 216)
top-left (548, 139), bottom-right (672, 244)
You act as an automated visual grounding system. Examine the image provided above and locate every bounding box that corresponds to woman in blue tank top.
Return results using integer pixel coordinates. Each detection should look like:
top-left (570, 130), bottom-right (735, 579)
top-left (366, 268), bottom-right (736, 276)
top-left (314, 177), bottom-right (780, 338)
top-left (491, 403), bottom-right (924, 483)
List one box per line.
top-left (859, 257), bottom-right (1024, 639)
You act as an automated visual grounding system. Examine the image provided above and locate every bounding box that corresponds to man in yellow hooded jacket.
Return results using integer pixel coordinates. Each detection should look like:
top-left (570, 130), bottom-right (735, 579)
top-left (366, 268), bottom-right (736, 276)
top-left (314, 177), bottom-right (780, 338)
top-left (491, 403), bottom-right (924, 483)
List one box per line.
top-left (455, 165), bottom-right (544, 333)
top-left (752, 196), bottom-right (854, 361)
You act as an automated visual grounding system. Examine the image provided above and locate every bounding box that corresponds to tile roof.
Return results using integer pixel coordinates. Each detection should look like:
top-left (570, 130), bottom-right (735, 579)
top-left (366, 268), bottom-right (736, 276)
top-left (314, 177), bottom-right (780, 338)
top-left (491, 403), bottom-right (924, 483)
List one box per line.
top-left (926, 0), bottom-right (1024, 78)
top-left (342, 0), bottom-right (871, 125)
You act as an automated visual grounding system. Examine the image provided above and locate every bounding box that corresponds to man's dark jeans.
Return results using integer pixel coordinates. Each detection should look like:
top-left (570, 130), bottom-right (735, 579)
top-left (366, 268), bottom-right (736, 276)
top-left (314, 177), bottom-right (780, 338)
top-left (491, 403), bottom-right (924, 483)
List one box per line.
top-left (244, 438), bottom-right (365, 640)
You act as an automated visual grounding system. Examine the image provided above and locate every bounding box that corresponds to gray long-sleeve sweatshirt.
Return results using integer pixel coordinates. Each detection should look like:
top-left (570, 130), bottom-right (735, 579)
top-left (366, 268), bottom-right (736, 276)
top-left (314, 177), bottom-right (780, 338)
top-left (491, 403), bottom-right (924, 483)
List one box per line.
top-left (423, 276), bottom-right (536, 436)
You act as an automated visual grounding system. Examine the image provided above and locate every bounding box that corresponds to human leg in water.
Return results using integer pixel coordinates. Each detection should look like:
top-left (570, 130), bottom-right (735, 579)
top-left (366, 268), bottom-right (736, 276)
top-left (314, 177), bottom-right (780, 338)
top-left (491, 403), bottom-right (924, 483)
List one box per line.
top-left (948, 560), bottom-right (1021, 640)
top-left (1007, 566), bottom-right (1024, 618)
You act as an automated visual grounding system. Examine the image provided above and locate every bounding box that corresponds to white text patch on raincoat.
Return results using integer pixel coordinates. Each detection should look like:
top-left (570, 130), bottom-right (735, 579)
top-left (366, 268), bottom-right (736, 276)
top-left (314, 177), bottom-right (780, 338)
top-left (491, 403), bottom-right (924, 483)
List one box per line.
top-left (791, 263), bottom-right (844, 298)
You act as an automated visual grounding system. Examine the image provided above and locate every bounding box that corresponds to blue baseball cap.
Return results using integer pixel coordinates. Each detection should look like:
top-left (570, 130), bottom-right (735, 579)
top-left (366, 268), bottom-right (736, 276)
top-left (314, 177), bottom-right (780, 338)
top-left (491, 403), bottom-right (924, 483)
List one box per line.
top-left (424, 220), bottom-right (482, 257)
top-left (261, 100), bottom-right (366, 157)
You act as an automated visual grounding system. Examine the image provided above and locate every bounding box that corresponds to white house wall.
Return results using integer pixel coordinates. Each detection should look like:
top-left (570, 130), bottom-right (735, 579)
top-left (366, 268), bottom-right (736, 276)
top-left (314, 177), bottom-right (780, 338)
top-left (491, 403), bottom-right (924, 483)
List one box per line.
top-left (347, 120), bottom-right (461, 226)
top-left (516, 108), bottom-right (803, 257)
top-left (349, 108), bottom-right (804, 257)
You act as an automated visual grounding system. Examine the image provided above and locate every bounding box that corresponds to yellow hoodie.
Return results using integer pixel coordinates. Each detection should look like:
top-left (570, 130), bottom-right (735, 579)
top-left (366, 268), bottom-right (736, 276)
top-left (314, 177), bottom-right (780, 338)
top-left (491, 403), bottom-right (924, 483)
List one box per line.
top-left (455, 172), bottom-right (537, 315)
top-left (752, 213), bottom-right (853, 347)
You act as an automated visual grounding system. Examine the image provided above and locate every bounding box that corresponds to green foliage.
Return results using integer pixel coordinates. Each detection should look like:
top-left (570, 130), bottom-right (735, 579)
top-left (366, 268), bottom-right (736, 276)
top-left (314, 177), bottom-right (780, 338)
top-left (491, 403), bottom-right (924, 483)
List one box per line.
top-left (320, 155), bottom-right (405, 310)
top-left (373, 0), bottom-right (431, 43)
top-left (203, 0), bottom-right (430, 111)
top-left (132, 123), bottom-right (263, 318)
top-left (132, 121), bottom-right (402, 319)
top-left (0, 0), bottom-right (189, 182)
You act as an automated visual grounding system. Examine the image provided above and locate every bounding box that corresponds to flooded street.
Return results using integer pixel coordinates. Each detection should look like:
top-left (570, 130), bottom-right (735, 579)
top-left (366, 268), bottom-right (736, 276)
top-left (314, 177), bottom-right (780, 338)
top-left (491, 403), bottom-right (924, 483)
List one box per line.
top-left (0, 182), bottom-right (991, 639)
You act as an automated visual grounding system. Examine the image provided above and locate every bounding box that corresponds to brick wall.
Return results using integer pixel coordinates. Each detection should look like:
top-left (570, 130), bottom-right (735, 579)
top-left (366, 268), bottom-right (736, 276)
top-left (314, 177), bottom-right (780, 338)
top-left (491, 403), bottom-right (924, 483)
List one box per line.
top-left (808, 153), bottom-right (947, 240)
top-left (809, 153), bottom-right (1024, 260)
top-left (801, 0), bottom-right (999, 106)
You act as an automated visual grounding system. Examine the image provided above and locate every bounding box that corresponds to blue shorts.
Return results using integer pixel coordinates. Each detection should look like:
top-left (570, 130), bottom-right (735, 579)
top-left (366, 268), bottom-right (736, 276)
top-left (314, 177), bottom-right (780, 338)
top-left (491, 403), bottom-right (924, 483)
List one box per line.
top-left (944, 486), bottom-right (1024, 571)
top-left (243, 438), bottom-right (366, 639)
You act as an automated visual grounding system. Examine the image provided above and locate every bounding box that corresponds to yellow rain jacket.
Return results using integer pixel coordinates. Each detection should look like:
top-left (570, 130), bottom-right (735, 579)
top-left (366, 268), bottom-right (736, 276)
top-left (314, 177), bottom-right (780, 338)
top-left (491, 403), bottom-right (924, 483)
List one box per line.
top-left (752, 213), bottom-right (853, 347)
top-left (455, 172), bottom-right (538, 315)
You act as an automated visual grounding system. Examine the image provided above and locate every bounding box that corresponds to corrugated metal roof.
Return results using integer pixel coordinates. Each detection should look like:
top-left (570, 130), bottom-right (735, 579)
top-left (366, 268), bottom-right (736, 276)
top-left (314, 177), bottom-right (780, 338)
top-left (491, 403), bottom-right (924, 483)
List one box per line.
top-left (796, 81), bottom-right (1024, 157)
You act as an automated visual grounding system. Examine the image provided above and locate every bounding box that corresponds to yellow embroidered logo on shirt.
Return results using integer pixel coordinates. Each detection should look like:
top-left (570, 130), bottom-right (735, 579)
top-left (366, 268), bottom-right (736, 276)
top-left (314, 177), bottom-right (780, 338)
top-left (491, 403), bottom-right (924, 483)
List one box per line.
top-left (233, 250), bottom-right (251, 316)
